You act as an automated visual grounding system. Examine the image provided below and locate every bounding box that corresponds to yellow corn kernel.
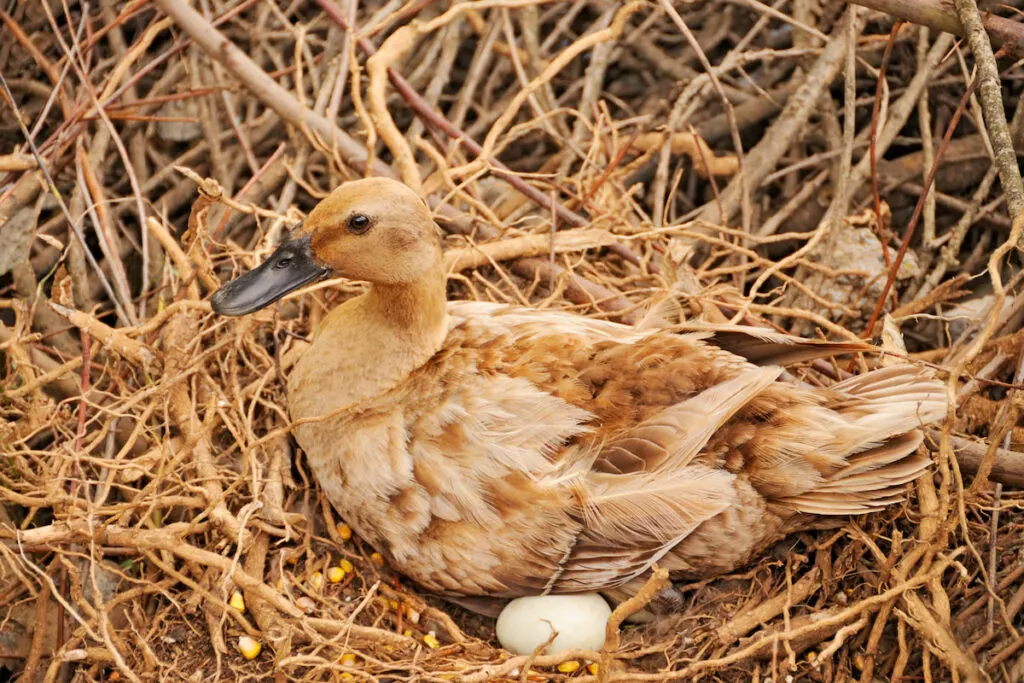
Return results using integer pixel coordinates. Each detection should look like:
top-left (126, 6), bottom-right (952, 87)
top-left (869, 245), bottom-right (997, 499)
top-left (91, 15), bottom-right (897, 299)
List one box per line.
top-left (327, 566), bottom-right (345, 583)
top-left (340, 653), bottom-right (357, 666)
top-left (388, 599), bottom-right (400, 610)
top-left (587, 663), bottom-right (599, 675)
top-left (806, 651), bottom-right (817, 662)
top-left (237, 636), bottom-right (261, 659)
top-left (370, 552), bottom-right (384, 566)
top-left (853, 654), bottom-right (866, 670)
top-left (310, 571), bottom-right (324, 590)
top-left (557, 661), bottom-right (580, 673)
top-left (229, 590), bottom-right (245, 612)
top-left (405, 606), bottom-right (421, 624)
top-left (338, 674), bottom-right (354, 681)
top-left (403, 629), bottom-right (413, 637)
top-left (340, 558), bottom-right (354, 573)
top-left (423, 632), bottom-right (440, 649)
top-left (336, 523), bottom-right (352, 541)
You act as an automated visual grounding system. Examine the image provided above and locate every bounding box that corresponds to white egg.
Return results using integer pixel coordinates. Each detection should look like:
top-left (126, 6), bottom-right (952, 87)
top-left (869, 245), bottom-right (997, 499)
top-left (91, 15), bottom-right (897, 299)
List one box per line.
top-left (496, 593), bottom-right (611, 656)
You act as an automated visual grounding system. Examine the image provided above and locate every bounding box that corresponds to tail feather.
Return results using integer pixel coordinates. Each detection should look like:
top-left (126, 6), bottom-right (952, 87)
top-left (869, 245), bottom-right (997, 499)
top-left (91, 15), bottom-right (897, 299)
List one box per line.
top-left (787, 490), bottom-right (907, 514)
top-left (779, 365), bottom-right (945, 516)
top-left (831, 366), bottom-right (947, 417)
top-left (827, 365), bottom-right (947, 456)
top-left (828, 432), bottom-right (925, 481)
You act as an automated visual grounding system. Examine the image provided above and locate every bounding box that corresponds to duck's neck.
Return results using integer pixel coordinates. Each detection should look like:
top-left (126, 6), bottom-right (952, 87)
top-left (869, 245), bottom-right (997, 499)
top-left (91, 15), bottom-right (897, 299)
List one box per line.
top-left (362, 266), bottom-right (449, 342)
top-left (292, 266), bottom-right (449, 415)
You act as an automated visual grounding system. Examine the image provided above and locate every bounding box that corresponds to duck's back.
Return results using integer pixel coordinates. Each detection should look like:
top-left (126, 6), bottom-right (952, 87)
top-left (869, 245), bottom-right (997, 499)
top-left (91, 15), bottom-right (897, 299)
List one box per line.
top-left (289, 300), bottom-right (947, 601)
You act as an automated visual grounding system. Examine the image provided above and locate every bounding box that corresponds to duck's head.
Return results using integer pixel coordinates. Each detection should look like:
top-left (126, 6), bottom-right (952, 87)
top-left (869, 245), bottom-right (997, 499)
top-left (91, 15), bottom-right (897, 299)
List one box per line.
top-left (211, 177), bottom-right (441, 316)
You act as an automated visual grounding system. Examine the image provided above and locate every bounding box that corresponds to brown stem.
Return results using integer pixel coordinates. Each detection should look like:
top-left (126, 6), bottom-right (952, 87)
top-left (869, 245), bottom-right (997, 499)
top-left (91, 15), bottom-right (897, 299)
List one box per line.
top-left (862, 74), bottom-right (979, 338)
top-left (846, 0), bottom-right (1024, 58)
top-left (603, 568), bottom-right (670, 651)
top-left (951, 0), bottom-right (1024, 236)
top-left (21, 578), bottom-right (52, 681)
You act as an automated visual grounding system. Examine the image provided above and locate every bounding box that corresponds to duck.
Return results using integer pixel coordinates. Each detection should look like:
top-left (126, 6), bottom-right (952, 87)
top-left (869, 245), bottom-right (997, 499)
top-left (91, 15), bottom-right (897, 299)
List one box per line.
top-left (210, 177), bottom-right (948, 614)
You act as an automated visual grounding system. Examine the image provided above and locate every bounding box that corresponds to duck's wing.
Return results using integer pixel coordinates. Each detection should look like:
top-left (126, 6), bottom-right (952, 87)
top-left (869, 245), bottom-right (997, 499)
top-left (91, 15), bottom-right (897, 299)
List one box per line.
top-left (592, 364), bottom-right (783, 474)
top-left (558, 364), bottom-right (945, 585)
top-left (549, 366), bottom-right (785, 592)
top-left (676, 323), bottom-right (874, 366)
top-left (430, 303), bottom-right (942, 593)
top-left (450, 301), bottom-right (875, 366)
top-left (398, 303), bottom-right (758, 596)
top-left (447, 301), bottom-right (762, 438)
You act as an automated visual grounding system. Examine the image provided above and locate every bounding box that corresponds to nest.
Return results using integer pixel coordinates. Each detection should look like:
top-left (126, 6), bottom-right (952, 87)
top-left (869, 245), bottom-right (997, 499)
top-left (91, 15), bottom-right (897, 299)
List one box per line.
top-left (2, 0), bottom-right (1024, 680)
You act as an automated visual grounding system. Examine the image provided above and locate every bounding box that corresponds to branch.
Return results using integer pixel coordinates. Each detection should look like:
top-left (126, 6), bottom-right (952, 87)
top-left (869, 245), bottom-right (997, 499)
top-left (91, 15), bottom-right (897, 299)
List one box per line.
top-left (716, 568), bottom-right (822, 646)
top-left (603, 567), bottom-right (670, 651)
top-left (943, 432), bottom-right (1024, 488)
top-left (49, 303), bottom-right (157, 368)
top-left (150, 0), bottom-right (388, 177)
top-left (698, 9), bottom-right (859, 226)
top-left (444, 229), bottom-right (620, 272)
top-left (847, 0), bottom-right (1024, 59)
top-left (951, 0), bottom-right (1024, 240)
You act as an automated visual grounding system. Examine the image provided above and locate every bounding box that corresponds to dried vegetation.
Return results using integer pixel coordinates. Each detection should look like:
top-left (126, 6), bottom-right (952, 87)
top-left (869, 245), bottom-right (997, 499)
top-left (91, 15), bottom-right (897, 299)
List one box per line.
top-left (2, 0), bottom-right (1024, 680)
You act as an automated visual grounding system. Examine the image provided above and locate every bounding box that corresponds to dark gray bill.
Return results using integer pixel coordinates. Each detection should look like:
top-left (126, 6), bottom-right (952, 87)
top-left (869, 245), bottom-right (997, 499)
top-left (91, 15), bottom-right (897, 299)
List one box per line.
top-left (210, 234), bottom-right (330, 316)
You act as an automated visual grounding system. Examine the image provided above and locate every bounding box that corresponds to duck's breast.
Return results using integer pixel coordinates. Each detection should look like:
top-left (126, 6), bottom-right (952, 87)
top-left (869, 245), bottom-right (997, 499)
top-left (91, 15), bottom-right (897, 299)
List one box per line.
top-left (289, 319), bottom-right (601, 596)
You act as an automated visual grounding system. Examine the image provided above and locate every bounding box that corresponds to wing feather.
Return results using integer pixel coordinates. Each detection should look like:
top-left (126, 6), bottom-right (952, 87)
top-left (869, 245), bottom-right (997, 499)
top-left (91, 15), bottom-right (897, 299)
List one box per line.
top-left (550, 465), bottom-right (735, 591)
top-left (595, 365), bottom-right (783, 474)
top-left (774, 366), bottom-right (944, 515)
top-left (676, 323), bottom-right (873, 366)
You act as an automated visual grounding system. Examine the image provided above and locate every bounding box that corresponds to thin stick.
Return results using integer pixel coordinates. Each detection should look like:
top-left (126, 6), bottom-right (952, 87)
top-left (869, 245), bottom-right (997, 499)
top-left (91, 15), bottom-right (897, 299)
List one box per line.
top-left (869, 21), bottom-right (901, 272)
top-left (951, 0), bottom-right (1024, 237)
top-left (150, 0), bottom-right (388, 177)
top-left (717, 568), bottom-right (822, 646)
top-left (49, 303), bottom-right (157, 367)
top-left (846, 0), bottom-right (1024, 59)
top-left (603, 567), bottom-right (670, 651)
top-left (0, 72), bottom-right (131, 326)
top-left (862, 73), bottom-right (979, 338)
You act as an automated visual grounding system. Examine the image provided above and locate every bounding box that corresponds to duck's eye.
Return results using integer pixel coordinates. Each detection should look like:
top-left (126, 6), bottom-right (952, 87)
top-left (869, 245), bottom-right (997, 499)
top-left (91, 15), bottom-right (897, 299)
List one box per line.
top-left (274, 256), bottom-right (292, 269)
top-left (348, 214), bottom-right (371, 234)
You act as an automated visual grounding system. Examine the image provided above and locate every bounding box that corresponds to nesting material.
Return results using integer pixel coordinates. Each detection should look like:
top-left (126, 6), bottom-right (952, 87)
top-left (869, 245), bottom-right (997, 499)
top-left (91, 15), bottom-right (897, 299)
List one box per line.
top-left (1, 1), bottom-right (1020, 681)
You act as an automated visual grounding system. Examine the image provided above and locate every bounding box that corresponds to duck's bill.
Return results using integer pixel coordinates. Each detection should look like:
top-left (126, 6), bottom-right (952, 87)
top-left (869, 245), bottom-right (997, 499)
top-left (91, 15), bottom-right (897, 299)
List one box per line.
top-left (210, 234), bottom-right (330, 316)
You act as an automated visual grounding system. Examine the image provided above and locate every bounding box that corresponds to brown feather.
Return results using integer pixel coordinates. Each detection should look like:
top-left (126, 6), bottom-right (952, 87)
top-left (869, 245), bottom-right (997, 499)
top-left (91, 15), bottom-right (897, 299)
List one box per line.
top-left (677, 323), bottom-right (875, 366)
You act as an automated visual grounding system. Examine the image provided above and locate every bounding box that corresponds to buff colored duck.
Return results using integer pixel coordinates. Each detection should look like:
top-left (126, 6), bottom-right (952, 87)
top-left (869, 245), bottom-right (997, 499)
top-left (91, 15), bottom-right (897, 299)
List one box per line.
top-left (211, 178), bottom-right (947, 614)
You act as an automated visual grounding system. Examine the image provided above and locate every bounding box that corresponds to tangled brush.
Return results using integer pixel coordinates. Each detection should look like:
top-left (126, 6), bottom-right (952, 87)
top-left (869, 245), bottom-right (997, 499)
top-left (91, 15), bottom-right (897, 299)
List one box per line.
top-left (3, 0), bottom-right (1024, 680)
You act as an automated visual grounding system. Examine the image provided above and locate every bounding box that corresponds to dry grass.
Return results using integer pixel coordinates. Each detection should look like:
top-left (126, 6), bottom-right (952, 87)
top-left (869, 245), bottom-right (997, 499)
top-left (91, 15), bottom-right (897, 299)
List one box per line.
top-left (2, 0), bottom-right (1024, 680)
